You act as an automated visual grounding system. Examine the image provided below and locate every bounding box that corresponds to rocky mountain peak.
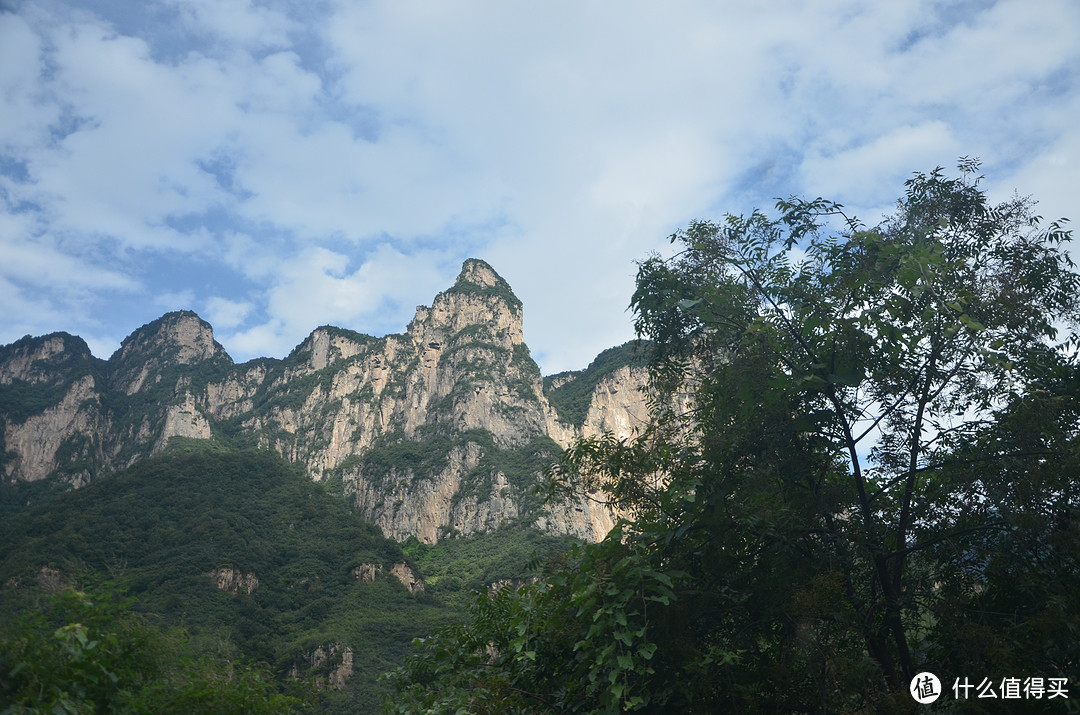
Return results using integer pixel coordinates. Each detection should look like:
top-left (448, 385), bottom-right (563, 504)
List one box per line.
top-left (410, 260), bottom-right (524, 348)
top-left (0, 333), bottom-right (94, 386)
top-left (293, 327), bottom-right (371, 372)
top-left (113, 311), bottom-right (227, 365)
top-left (0, 259), bottom-right (653, 544)
top-left (109, 311), bottom-right (231, 395)
top-left (455, 258), bottom-right (511, 291)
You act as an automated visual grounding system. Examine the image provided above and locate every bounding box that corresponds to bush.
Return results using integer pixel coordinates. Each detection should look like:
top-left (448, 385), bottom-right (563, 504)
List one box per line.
top-left (0, 584), bottom-right (303, 713)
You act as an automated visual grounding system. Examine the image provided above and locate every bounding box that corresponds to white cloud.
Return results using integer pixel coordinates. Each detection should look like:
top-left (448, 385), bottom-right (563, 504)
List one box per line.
top-left (216, 244), bottom-right (453, 360)
top-left (0, 207), bottom-right (142, 320)
top-left (153, 289), bottom-right (197, 313)
top-left (224, 320), bottom-right (285, 361)
top-left (165, 0), bottom-right (294, 50)
top-left (1, 0), bottom-right (1078, 374)
top-left (203, 295), bottom-right (253, 330)
top-left (0, 12), bottom-right (60, 154)
top-left (0, 275), bottom-right (68, 345)
top-left (221, 231), bottom-right (284, 280)
top-left (986, 86), bottom-right (1080, 231)
top-left (800, 121), bottom-right (960, 206)
top-left (20, 18), bottom-right (236, 248)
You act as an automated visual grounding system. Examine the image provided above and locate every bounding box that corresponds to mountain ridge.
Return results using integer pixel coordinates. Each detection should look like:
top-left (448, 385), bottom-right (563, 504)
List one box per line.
top-left (0, 259), bottom-right (651, 543)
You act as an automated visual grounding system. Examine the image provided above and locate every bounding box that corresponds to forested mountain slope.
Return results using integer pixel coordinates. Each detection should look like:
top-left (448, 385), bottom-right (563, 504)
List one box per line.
top-left (0, 444), bottom-right (576, 712)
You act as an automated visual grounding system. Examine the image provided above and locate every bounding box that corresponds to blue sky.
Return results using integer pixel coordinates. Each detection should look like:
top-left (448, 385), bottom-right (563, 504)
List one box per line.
top-left (1, 0), bottom-right (1078, 374)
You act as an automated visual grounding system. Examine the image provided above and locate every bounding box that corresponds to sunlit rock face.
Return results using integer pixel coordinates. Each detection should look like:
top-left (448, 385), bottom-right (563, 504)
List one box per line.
top-left (208, 567), bottom-right (259, 595)
top-left (0, 260), bottom-right (653, 543)
top-left (288, 643), bottom-right (354, 690)
top-left (0, 333), bottom-right (109, 488)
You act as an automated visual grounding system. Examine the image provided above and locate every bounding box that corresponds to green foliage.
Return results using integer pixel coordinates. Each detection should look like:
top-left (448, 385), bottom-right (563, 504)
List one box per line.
top-left (401, 526), bottom-right (578, 607)
top-left (384, 534), bottom-right (676, 713)
top-left (456, 431), bottom-right (562, 503)
top-left (507, 344), bottom-right (543, 402)
top-left (0, 445), bottom-right (584, 713)
top-left (311, 325), bottom-right (379, 349)
top-left (388, 161), bottom-right (1080, 711)
top-left (0, 449), bottom-right (448, 711)
top-left (0, 378), bottom-right (83, 426)
top-left (0, 475), bottom-right (73, 521)
top-left (917, 364), bottom-right (1080, 696)
top-left (544, 342), bottom-right (649, 427)
top-left (0, 584), bottom-right (302, 713)
top-left (511, 343), bottom-right (540, 376)
top-left (353, 432), bottom-right (455, 486)
top-left (627, 160), bottom-right (1080, 705)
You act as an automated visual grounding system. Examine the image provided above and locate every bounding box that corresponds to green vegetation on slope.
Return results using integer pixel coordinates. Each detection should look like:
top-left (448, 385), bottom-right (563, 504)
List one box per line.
top-left (401, 525), bottom-right (578, 610)
top-left (0, 446), bottom-right (435, 712)
top-left (1, 584), bottom-right (303, 713)
top-left (0, 441), bottom-right (579, 713)
top-left (543, 341), bottom-right (649, 427)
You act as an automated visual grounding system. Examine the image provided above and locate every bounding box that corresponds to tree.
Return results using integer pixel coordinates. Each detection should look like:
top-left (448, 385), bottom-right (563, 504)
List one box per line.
top-left (385, 161), bottom-right (1080, 711)
top-left (0, 584), bottom-right (305, 714)
top-left (384, 534), bottom-right (679, 713)
top-left (619, 159), bottom-right (1080, 705)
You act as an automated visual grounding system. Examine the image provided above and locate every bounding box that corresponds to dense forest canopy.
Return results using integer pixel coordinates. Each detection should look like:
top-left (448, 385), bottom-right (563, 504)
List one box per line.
top-left (386, 161), bottom-right (1080, 712)
top-left (0, 446), bottom-right (574, 713)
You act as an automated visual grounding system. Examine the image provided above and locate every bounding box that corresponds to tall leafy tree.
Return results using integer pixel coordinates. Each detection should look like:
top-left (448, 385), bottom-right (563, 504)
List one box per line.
top-left (386, 162), bottom-right (1080, 711)
top-left (620, 159), bottom-right (1080, 702)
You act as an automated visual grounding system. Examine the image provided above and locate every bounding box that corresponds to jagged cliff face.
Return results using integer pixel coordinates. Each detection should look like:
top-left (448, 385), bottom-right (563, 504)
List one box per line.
top-left (0, 334), bottom-right (109, 489)
top-left (0, 260), bottom-right (650, 543)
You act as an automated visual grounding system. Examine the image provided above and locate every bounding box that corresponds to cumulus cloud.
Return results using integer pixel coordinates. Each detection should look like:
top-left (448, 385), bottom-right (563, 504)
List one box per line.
top-left (217, 243), bottom-right (454, 360)
top-left (203, 296), bottom-right (254, 331)
top-left (1, 0), bottom-right (1078, 372)
top-left (800, 121), bottom-right (960, 206)
top-left (164, 0), bottom-right (294, 50)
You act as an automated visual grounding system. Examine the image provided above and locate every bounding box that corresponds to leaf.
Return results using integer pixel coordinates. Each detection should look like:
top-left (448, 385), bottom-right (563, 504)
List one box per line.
top-left (644, 570), bottom-right (674, 588)
top-left (677, 298), bottom-right (703, 310)
top-left (959, 313), bottom-right (986, 332)
top-left (827, 369), bottom-right (863, 387)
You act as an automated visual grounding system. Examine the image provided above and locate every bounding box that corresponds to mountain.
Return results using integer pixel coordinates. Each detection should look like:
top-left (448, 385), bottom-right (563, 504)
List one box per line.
top-left (0, 445), bottom-right (580, 712)
top-left (0, 259), bottom-right (651, 543)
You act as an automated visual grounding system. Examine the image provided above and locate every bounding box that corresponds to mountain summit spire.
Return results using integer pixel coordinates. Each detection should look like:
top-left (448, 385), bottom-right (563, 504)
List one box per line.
top-left (410, 259), bottom-right (524, 348)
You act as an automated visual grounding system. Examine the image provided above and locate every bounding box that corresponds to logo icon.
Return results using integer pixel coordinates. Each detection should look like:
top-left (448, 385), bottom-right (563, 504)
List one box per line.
top-left (911, 672), bottom-right (942, 704)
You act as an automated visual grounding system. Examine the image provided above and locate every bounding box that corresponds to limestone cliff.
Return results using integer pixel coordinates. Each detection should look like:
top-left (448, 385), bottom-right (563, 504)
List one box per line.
top-left (544, 342), bottom-right (653, 444)
top-left (0, 333), bottom-right (108, 488)
top-left (0, 260), bottom-right (652, 543)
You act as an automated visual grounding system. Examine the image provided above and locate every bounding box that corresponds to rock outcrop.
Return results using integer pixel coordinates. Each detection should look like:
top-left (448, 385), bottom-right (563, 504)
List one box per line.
top-left (288, 643), bottom-right (354, 690)
top-left (388, 562), bottom-right (425, 594)
top-left (349, 561), bottom-right (425, 593)
top-left (209, 567), bottom-right (259, 595)
top-left (0, 260), bottom-right (653, 543)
